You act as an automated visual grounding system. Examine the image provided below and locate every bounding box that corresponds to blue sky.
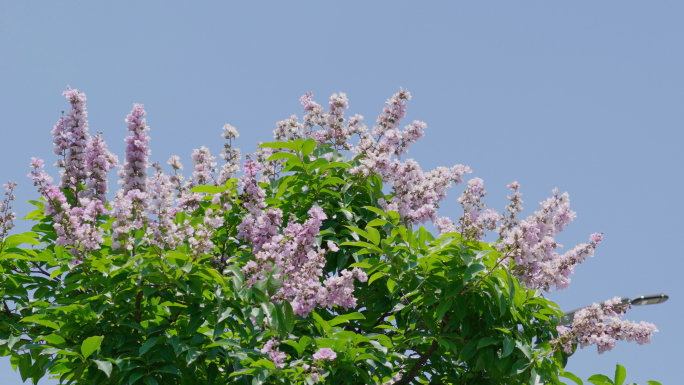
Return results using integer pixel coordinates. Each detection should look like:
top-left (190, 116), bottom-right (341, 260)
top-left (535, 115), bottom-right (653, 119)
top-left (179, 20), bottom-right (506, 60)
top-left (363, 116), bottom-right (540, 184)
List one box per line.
top-left (1, 1), bottom-right (682, 383)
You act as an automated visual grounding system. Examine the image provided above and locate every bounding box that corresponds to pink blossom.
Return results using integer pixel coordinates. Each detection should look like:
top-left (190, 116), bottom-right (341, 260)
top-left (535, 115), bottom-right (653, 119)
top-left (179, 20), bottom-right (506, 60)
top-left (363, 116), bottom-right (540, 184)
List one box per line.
top-left (555, 296), bottom-right (658, 355)
top-left (312, 348), bottom-right (336, 363)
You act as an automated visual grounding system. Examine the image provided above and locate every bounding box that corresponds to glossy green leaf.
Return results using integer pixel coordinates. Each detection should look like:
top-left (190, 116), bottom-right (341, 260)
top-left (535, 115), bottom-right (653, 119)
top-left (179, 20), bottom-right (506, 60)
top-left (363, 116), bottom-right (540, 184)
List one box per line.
top-left (615, 364), bottom-right (626, 385)
top-left (301, 138), bottom-right (317, 157)
top-left (81, 336), bottom-right (104, 360)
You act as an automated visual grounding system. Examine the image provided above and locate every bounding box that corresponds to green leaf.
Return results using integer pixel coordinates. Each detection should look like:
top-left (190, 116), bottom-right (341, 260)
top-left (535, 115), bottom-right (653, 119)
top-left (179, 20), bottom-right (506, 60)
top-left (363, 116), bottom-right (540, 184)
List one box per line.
top-left (366, 227), bottom-right (380, 246)
top-left (502, 336), bottom-right (515, 357)
top-left (40, 334), bottom-right (66, 346)
top-left (153, 365), bottom-right (181, 377)
top-left (20, 314), bottom-right (59, 329)
top-left (436, 299), bottom-right (452, 320)
top-left (93, 359), bottom-right (113, 378)
top-left (186, 349), bottom-right (202, 365)
top-left (510, 359), bottom-right (530, 375)
top-left (329, 312), bottom-right (365, 326)
top-left (312, 312), bottom-right (331, 333)
top-left (258, 141), bottom-right (298, 151)
top-left (615, 364), bottom-right (626, 385)
top-left (282, 301), bottom-right (295, 333)
top-left (464, 264), bottom-right (485, 282)
top-left (587, 374), bottom-right (614, 385)
top-left (81, 336), bottom-right (104, 360)
top-left (367, 218), bottom-right (389, 227)
top-left (320, 177), bottom-right (346, 187)
top-left (515, 340), bottom-right (532, 360)
top-left (189, 185), bottom-right (225, 194)
top-left (646, 382), bottom-right (663, 385)
top-left (139, 337), bottom-right (159, 356)
top-left (266, 152), bottom-right (300, 162)
top-left (477, 337), bottom-right (502, 349)
top-left (460, 339), bottom-right (479, 361)
top-left (560, 371), bottom-right (584, 385)
top-left (363, 206), bottom-right (389, 219)
top-left (252, 359), bottom-right (276, 370)
top-left (301, 138), bottom-right (317, 157)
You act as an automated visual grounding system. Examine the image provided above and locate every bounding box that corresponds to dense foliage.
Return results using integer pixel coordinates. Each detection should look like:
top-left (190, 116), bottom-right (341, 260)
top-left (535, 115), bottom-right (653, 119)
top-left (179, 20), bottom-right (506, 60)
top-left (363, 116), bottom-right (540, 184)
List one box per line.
top-left (0, 88), bottom-right (660, 384)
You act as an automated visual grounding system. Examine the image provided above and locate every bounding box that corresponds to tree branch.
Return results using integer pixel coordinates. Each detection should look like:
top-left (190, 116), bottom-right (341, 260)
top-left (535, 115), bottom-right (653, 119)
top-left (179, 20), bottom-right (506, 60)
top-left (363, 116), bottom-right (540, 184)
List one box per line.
top-left (393, 338), bottom-right (439, 385)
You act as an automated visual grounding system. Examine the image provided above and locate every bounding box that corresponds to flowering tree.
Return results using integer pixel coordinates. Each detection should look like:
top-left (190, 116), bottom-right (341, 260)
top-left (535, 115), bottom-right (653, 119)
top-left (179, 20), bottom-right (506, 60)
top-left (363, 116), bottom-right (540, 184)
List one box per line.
top-left (0, 87), bottom-right (661, 384)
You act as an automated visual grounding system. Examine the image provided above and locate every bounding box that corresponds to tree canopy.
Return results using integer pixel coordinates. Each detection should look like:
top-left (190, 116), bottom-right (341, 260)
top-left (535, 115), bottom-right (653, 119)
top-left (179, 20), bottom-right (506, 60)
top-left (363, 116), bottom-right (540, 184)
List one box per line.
top-left (0, 87), bottom-right (659, 384)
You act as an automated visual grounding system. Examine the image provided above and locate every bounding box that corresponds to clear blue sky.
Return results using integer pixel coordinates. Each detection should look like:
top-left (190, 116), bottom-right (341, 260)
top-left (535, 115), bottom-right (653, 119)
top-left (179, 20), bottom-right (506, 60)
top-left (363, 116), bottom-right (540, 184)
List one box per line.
top-left (1, 2), bottom-right (682, 384)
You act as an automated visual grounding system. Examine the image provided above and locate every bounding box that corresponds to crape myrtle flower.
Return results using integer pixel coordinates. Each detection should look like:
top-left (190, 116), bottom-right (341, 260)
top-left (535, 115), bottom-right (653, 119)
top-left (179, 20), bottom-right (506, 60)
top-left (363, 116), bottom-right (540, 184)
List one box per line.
top-left (554, 296), bottom-right (658, 355)
top-left (217, 124), bottom-right (241, 186)
top-left (52, 86), bottom-right (91, 193)
top-left (495, 186), bottom-right (599, 292)
top-left (118, 104), bottom-right (151, 194)
top-left (189, 146), bottom-right (216, 187)
top-left (457, 177), bottom-right (499, 241)
top-left (380, 160), bottom-right (471, 226)
top-left (274, 115), bottom-right (306, 141)
top-left (167, 155), bottom-right (187, 198)
top-left (145, 167), bottom-right (186, 249)
top-left (28, 158), bottom-right (54, 192)
top-left (0, 182), bottom-right (18, 243)
top-left (241, 204), bottom-right (367, 317)
top-left (312, 348), bottom-right (337, 363)
top-left (261, 339), bottom-right (287, 369)
top-left (81, 132), bottom-right (119, 202)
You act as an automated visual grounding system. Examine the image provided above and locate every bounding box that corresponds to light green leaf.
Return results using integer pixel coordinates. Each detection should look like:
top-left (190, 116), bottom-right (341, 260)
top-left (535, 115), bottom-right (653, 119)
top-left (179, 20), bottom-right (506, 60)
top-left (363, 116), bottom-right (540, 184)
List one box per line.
top-left (363, 206), bottom-right (389, 219)
top-left (81, 336), bottom-right (104, 360)
top-left (251, 359), bottom-right (276, 370)
top-left (312, 312), bottom-right (331, 333)
top-left (266, 152), bottom-right (300, 162)
top-left (615, 364), bottom-right (626, 385)
top-left (646, 381), bottom-right (663, 385)
top-left (258, 141), bottom-right (298, 151)
top-left (301, 138), bottom-right (317, 157)
top-left (39, 334), bottom-right (66, 346)
top-left (367, 218), bottom-right (389, 227)
top-left (93, 359), bottom-right (112, 378)
top-left (189, 185), bottom-right (225, 194)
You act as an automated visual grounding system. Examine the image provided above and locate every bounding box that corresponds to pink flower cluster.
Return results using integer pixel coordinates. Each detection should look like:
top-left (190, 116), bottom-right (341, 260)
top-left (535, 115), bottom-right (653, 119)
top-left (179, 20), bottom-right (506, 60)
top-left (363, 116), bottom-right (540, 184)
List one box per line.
top-left (190, 146), bottom-right (217, 187)
top-left (556, 297), bottom-right (658, 354)
top-left (0, 182), bottom-right (18, 243)
top-left (236, 160), bottom-right (282, 253)
top-left (312, 347), bottom-right (336, 363)
top-left (52, 86), bottom-right (91, 192)
top-left (217, 124), bottom-right (241, 185)
top-left (379, 160), bottom-right (472, 225)
top-left (82, 132), bottom-right (119, 202)
top-left (456, 177), bottom-right (499, 241)
top-left (496, 187), bottom-right (600, 291)
top-left (118, 104), bottom-right (150, 194)
top-left (261, 339), bottom-right (287, 369)
top-left (241, 203), bottom-right (366, 317)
